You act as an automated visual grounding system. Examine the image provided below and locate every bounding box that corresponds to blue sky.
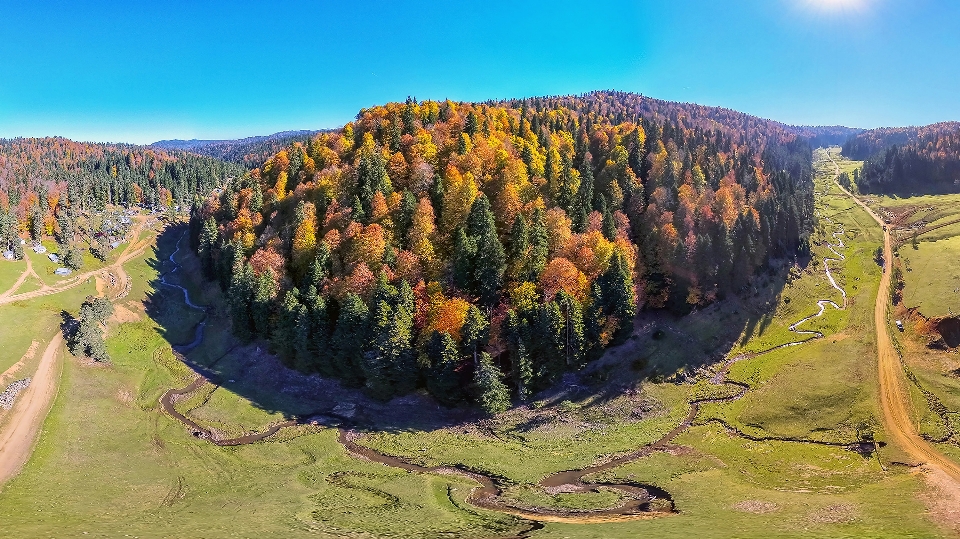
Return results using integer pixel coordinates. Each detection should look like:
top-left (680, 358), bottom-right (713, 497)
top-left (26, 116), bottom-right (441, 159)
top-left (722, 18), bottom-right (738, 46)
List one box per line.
top-left (0, 0), bottom-right (957, 144)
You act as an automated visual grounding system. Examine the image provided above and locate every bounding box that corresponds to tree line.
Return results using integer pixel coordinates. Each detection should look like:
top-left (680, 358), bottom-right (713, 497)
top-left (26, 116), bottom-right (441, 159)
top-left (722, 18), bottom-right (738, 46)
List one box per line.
top-left (0, 137), bottom-right (244, 259)
top-left (846, 123), bottom-right (960, 194)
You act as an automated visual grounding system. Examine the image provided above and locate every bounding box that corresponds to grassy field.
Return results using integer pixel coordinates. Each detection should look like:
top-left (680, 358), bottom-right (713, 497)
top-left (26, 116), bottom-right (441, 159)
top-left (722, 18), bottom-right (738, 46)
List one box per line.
top-left (0, 280), bottom-right (97, 374)
top-left (0, 169), bottom-right (955, 538)
top-left (898, 235), bottom-right (960, 317)
top-left (0, 227), bottom-right (530, 538)
top-left (0, 258), bottom-right (27, 294)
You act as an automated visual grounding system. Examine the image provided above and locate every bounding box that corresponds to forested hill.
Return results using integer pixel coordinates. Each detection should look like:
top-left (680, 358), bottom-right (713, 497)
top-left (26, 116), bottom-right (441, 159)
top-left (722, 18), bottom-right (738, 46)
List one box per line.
top-left (152, 130), bottom-right (324, 169)
top-left (843, 123), bottom-right (960, 194)
top-left (787, 126), bottom-right (863, 149)
top-left (0, 137), bottom-right (243, 258)
top-left (191, 90), bottom-right (815, 411)
top-left (842, 122), bottom-right (960, 160)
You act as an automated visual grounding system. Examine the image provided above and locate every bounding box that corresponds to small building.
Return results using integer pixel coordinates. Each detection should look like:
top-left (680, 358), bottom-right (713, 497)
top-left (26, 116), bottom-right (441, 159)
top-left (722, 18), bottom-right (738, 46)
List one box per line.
top-left (47, 253), bottom-right (59, 263)
top-left (54, 268), bottom-right (72, 276)
top-left (110, 241), bottom-right (121, 249)
top-left (119, 216), bottom-right (131, 225)
top-left (32, 244), bottom-right (46, 254)
top-left (2, 251), bottom-right (13, 260)
top-left (19, 239), bottom-right (26, 245)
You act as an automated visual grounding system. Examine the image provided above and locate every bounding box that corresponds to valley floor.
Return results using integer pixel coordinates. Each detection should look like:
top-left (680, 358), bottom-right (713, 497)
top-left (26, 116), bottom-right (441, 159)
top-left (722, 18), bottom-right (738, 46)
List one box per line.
top-left (1, 156), bottom-right (959, 537)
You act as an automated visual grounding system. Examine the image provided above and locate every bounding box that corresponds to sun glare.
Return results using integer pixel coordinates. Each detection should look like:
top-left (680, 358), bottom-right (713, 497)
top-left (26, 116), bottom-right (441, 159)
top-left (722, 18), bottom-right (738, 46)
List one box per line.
top-left (801, 0), bottom-right (870, 14)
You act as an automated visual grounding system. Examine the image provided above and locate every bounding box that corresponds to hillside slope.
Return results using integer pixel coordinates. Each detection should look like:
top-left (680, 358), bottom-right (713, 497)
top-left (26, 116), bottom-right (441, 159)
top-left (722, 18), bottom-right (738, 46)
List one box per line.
top-left (152, 130), bottom-right (325, 168)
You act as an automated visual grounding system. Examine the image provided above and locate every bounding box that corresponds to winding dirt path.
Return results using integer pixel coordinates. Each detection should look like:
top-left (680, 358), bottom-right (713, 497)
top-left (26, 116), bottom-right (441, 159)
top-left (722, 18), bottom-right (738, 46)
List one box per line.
top-left (0, 216), bottom-right (157, 489)
top-left (0, 218), bottom-right (151, 306)
top-left (825, 151), bottom-right (960, 487)
top-left (0, 255), bottom-right (36, 301)
top-left (0, 334), bottom-right (64, 487)
top-left (0, 341), bottom-right (39, 388)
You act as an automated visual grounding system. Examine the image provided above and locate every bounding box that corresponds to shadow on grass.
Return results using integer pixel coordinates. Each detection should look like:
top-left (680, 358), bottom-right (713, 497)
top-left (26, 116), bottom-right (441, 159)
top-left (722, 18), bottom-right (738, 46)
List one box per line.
top-left (144, 225), bottom-right (796, 435)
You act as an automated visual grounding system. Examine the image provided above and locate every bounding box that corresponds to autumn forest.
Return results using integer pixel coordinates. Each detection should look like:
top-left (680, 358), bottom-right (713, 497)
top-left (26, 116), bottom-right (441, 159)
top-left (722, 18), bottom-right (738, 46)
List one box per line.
top-left (187, 91), bottom-right (816, 410)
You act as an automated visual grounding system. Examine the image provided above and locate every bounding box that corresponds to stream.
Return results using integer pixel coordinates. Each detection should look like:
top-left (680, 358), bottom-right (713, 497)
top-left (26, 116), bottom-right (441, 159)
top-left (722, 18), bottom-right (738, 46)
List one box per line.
top-left (157, 217), bottom-right (860, 527)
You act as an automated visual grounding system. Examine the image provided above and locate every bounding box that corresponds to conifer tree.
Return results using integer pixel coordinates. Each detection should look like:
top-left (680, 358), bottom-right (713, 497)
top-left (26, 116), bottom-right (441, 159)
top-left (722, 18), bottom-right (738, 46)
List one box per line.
top-left (474, 224), bottom-right (506, 306)
top-left (452, 228), bottom-right (477, 293)
top-left (425, 330), bottom-right (463, 405)
top-left (272, 290), bottom-right (303, 365)
top-left (474, 353), bottom-right (510, 415)
top-left (598, 251), bottom-right (636, 325)
top-left (507, 213), bottom-right (529, 280)
top-left (198, 216), bottom-right (218, 279)
top-left (601, 198), bottom-right (617, 241)
top-left (251, 269), bottom-right (276, 338)
top-left (331, 293), bottom-right (370, 387)
top-left (461, 305), bottom-right (489, 366)
top-left (527, 207), bottom-right (548, 281)
top-left (556, 153), bottom-right (576, 212)
top-left (297, 285), bottom-right (330, 374)
top-left (304, 242), bottom-right (331, 291)
top-left (227, 262), bottom-right (255, 339)
top-left (555, 291), bottom-right (586, 368)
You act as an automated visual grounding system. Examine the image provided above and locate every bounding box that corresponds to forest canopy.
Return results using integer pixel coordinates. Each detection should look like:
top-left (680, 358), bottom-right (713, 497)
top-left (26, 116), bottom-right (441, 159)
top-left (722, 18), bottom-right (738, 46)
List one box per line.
top-left (192, 91), bottom-right (815, 411)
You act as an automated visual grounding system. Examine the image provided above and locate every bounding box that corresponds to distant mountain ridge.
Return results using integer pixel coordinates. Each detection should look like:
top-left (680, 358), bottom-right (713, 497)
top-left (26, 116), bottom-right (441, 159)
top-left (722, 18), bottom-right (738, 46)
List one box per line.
top-left (152, 130), bottom-right (329, 168)
top-left (785, 125), bottom-right (865, 148)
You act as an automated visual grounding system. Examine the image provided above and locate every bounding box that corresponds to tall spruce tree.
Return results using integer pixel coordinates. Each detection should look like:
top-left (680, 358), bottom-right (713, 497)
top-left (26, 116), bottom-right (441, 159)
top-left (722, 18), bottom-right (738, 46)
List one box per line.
top-left (331, 293), bottom-right (370, 387)
top-left (272, 290), bottom-right (303, 366)
top-left (425, 331), bottom-right (463, 405)
top-left (228, 261), bottom-right (255, 340)
top-left (527, 207), bottom-right (548, 281)
top-left (474, 353), bottom-right (510, 415)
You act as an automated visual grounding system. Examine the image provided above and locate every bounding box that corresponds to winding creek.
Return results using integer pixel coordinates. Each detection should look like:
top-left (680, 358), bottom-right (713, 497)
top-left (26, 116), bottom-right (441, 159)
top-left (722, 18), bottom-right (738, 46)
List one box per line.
top-left (156, 214), bottom-right (864, 527)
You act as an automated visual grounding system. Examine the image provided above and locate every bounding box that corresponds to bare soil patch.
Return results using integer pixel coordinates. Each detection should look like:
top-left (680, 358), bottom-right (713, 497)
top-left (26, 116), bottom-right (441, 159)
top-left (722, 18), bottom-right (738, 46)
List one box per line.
top-left (110, 304), bottom-right (142, 324)
top-left (0, 334), bottom-right (64, 486)
top-left (116, 388), bottom-right (133, 405)
top-left (732, 500), bottom-right (780, 514)
top-left (919, 467), bottom-right (960, 535)
top-left (0, 341), bottom-right (39, 386)
top-left (805, 502), bottom-right (859, 524)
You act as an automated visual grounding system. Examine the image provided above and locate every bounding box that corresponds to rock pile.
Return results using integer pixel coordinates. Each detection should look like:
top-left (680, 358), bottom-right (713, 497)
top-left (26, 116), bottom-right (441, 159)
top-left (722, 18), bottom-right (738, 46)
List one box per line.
top-left (0, 378), bottom-right (31, 410)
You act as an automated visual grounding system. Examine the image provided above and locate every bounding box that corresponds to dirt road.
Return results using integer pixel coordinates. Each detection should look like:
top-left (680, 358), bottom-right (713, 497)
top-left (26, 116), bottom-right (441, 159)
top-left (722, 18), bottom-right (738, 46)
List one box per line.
top-left (0, 334), bottom-right (64, 487)
top-left (827, 151), bottom-right (960, 485)
top-left (0, 219), bottom-right (150, 306)
top-left (0, 255), bottom-right (36, 301)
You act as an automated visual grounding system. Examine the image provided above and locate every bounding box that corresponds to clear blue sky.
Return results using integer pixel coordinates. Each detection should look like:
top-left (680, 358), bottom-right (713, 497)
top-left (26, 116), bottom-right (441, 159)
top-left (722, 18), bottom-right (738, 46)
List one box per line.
top-left (1, 0), bottom-right (957, 144)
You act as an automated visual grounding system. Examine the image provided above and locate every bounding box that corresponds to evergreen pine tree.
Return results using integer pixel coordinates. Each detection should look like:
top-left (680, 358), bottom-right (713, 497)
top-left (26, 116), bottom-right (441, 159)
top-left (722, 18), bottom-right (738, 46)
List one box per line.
top-left (527, 207), bottom-right (548, 281)
top-left (330, 293), bottom-right (370, 387)
top-left (601, 198), bottom-right (617, 241)
top-left (474, 224), bottom-right (506, 306)
top-left (555, 291), bottom-right (586, 368)
top-left (598, 251), bottom-right (636, 324)
top-left (227, 261), bottom-right (255, 340)
top-left (251, 269), bottom-right (276, 338)
top-left (272, 290), bottom-right (303, 366)
top-left (461, 305), bottom-right (489, 366)
top-left (508, 213), bottom-right (529, 280)
top-left (198, 217), bottom-right (218, 280)
top-left (425, 331), bottom-right (463, 405)
top-left (474, 353), bottom-right (510, 415)
top-left (452, 228), bottom-right (477, 293)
